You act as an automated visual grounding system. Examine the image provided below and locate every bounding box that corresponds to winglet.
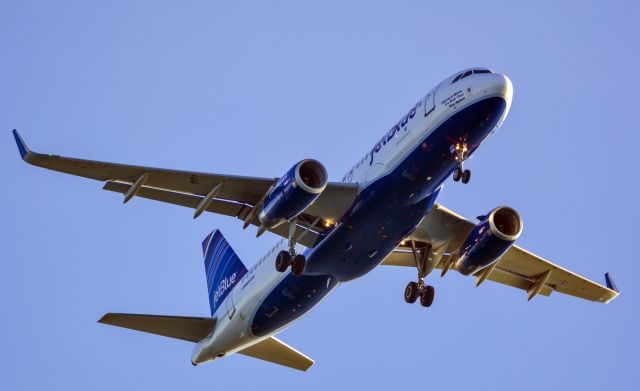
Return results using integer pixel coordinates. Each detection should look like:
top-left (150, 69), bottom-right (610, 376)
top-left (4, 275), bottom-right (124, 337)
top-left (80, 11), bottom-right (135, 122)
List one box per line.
top-left (605, 273), bottom-right (619, 293)
top-left (12, 129), bottom-right (31, 160)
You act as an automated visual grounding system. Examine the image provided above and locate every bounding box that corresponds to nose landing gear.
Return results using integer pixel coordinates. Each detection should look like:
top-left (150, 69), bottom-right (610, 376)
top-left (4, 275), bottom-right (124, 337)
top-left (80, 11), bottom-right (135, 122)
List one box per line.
top-left (452, 142), bottom-right (471, 184)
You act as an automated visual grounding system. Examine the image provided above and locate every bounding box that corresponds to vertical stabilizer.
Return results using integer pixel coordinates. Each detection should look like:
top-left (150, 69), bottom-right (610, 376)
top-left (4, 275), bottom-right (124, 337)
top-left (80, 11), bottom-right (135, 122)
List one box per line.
top-left (201, 230), bottom-right (248, 315)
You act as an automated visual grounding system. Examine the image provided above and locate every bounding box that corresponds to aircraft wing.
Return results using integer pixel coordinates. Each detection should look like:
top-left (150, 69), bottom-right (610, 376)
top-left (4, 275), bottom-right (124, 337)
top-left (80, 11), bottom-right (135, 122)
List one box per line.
top-left (12, 130), bottom-right (357, 247)
top-left (382, 204), bottom-right (620, 303)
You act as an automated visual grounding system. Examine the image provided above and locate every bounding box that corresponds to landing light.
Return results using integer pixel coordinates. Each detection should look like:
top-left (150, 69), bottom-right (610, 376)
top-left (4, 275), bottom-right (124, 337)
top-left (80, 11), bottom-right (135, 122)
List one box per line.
top-left (324, 219), bottom-right (334, 228)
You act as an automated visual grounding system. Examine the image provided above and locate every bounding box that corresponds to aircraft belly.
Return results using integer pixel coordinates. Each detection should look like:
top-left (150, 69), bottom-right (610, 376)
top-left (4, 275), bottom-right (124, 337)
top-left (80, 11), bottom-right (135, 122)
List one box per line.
top-left (248, 96), bottom-right (507, 338)
top-left (305, 97), bottom-right (507, 281)
top-left (250, 274), bottom-right (339, 337)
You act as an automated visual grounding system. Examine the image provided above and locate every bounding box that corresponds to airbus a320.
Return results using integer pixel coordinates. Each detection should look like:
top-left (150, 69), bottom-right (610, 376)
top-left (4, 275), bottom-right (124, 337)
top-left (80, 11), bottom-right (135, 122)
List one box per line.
top-left (13, 67), bottom-right (619, 371)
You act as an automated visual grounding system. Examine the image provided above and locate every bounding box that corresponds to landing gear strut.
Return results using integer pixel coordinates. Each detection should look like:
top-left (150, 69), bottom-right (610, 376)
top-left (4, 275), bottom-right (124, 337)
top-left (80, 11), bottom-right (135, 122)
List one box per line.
top-left (452, 142), bottom-right (471, 184)
top-left (403, 241), bottom-right (436, 307)
top-left (275, 219), bottom-right (306, 276)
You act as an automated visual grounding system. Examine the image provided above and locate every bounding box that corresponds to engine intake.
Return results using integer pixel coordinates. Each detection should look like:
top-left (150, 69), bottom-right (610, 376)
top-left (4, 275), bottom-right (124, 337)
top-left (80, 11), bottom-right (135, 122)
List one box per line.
top-left (455, 206), bottom-right (523, 275)
top-left (258, 159), bottom-right (328, 228)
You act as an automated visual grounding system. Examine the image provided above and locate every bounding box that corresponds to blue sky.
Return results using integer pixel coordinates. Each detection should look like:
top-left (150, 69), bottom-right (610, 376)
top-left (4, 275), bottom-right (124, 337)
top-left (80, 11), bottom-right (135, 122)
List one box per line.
top-left (2, 1), bottom-right (639, 389)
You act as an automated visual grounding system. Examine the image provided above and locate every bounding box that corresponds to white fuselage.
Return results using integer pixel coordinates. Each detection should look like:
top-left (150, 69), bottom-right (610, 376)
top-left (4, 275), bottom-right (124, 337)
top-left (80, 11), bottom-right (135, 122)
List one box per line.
top-left (192, 69), bottom-right (513, 365)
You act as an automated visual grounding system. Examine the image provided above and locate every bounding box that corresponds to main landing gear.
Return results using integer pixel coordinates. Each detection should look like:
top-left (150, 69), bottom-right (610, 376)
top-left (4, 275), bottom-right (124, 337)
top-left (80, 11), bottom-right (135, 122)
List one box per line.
top-left (452, 142), bottom-right (471, 184)
top-left (275, 219), bottom-right (306, 276)
top-left (275, 251), bottom-right (306, 276)
top-left (404, 282), bottom-right (435, 307)
top-left (403, 241), bottom-right (436, 308)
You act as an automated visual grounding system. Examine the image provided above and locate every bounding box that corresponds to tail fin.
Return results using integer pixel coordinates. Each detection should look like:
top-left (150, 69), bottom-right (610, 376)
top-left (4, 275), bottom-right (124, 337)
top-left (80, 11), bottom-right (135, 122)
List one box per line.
top-left (201, 230), bottom-right (248, 315)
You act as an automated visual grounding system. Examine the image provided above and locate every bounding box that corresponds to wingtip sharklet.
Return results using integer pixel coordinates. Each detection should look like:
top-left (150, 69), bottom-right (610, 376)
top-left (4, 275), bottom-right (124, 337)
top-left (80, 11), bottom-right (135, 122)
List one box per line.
top-left (12, 129), bottom-right (31, 160)
top-left (605, 272), bottom-right (619, 293)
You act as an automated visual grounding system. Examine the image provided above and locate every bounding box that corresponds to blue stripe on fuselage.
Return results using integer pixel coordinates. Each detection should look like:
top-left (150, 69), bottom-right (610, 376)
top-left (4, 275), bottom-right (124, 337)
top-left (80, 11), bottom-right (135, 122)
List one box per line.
top-left (250, 96), bottom-right (507, 337)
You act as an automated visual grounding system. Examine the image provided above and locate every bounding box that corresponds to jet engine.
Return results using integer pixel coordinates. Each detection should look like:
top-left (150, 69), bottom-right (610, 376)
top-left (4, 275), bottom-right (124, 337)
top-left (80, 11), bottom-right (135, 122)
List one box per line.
top-left (258, 159), bottom-right (328, 228)
top-left (455, 206), bottom-right (523, 275)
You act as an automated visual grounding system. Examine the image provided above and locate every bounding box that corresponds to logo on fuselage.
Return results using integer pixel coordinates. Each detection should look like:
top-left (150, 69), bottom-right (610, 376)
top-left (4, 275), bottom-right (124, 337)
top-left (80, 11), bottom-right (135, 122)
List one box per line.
top-left (368, 100), bottom-right (421, 165)
top-left (213, 272), bottom-right (237, 304)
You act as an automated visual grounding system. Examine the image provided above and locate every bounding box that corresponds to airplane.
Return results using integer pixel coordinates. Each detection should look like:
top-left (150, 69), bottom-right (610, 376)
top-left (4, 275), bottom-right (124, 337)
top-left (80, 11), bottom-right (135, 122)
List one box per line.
top-left (12, 67), bottom-right (620, 371)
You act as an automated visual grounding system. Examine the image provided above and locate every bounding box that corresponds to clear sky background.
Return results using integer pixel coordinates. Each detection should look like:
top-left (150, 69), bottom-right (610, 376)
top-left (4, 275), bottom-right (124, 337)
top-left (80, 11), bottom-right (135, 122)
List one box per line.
top-left (2, 1), bottom-right (639, 390)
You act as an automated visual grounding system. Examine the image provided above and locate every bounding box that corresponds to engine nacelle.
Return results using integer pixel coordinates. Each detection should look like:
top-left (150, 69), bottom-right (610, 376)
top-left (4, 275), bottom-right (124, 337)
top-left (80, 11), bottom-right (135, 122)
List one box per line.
top-left (455, 206), bottom-right (523, 275)
top-left (258, 159), bottom-right (328, 228)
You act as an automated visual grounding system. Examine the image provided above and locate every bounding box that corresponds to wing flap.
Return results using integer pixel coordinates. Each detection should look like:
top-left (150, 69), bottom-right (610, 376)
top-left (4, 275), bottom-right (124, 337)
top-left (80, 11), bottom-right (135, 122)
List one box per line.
top-left (239, 336), bottom-right (314, 371)
top-left (483, 265), bottom-right (553, 297)
top-left (22, 150), bottom-right (274, 203)
top-left (98, 313), bottom-right (216, 342)
top-left (13, 130), bottom-right (274, 203)
top-left (103, 181), bottom-right (248, 219)
top-left (381, 249), bottom-right (554, 297)
top-left (496, 246), bottom-right (618, 303)
top-left (102, 181), bottom-right (323, 248)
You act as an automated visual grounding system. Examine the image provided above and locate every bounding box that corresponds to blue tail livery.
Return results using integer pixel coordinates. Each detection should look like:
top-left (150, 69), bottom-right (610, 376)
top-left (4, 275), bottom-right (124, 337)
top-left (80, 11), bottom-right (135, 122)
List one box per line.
top-left (201, 230), bottom-right (248, 315)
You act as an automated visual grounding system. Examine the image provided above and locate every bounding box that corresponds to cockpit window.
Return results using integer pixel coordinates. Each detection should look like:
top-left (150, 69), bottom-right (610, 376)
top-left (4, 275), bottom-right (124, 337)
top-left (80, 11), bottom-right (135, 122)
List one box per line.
top-left (452, 69), bottom-right (492, 84)
top-left (460, 70), bottom-right (473, 80)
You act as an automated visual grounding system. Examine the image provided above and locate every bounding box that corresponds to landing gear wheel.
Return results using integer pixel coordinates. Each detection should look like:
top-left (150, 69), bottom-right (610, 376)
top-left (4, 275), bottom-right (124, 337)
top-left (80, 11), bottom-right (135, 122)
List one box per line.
top-left (404, 282), bottom-right (419, 303)
top-left (291, 254), bottom-right (306, 276)
top-left (461, 169), bottom-right (471, 184)
top-left (419, 285), bottom-right (435, 307)
top-left (453, 167), bottom-right (462, 182)
top-left (275, 250), bottom-right (291, 273)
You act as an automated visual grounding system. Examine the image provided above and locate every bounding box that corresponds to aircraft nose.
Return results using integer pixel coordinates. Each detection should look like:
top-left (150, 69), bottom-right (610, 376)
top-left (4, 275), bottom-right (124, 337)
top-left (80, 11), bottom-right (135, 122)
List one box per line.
top-left (490, 73), bottom-right (513, 105)
top-left (484, 73), bottom-right (513, 115)
top-left (488, 73), bottom-right (514, 127)
top-left (499, 74), bottom-right (513, 105)
top-left (500, 74), bottom-right (513, 114)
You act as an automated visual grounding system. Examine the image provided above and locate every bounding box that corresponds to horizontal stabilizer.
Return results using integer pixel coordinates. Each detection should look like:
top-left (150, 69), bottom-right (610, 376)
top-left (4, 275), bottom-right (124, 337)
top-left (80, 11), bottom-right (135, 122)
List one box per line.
top-left (239, 336), bottom-right (314, 372)
top-left (98, 313), bottom-right (216, 343)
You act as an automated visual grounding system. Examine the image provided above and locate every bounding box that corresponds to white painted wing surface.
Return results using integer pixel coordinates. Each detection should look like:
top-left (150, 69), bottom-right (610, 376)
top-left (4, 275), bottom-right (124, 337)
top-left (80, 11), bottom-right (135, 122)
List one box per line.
top-left (382, 204), bottom-right (619, 303)
top-left (13, 130), bottom-right (357, 247)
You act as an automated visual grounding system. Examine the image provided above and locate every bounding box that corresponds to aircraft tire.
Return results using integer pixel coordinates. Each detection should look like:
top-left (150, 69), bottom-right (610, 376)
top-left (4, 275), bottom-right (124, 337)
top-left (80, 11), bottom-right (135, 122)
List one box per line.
top-left (404, 282), bottom-right (419, 303)
top-left (291, 255), bottom-right (306, 276)
top-left (275, 250), bottom-right (291, 273)
top-left (420, 285), bottom-right (435, 307)
top-left (461, 169), bottom-right (471, 184)
top-left (453, 168), bottom-right (462, 182)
